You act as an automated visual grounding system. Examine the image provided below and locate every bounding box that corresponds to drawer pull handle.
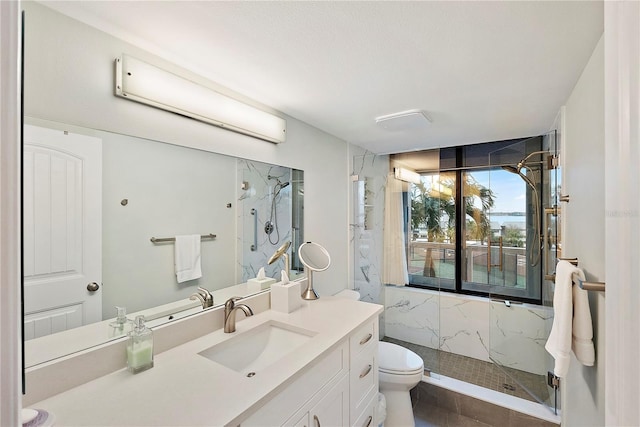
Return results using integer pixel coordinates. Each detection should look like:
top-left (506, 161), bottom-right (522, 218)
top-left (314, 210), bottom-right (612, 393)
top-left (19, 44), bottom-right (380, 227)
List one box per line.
top-left (359, 333), bottom-right (373, 346)
top-left (359, 364), bottom-right (372, 379)
top-left (314, 415), bottom-right (320, 427)
top-left (363, 415), bottom-right (373, 427)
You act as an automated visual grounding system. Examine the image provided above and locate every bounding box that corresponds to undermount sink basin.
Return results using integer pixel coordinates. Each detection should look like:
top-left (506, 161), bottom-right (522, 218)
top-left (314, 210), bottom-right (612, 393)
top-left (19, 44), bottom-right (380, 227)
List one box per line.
top-left (199, 321), bottom-right (316, 375)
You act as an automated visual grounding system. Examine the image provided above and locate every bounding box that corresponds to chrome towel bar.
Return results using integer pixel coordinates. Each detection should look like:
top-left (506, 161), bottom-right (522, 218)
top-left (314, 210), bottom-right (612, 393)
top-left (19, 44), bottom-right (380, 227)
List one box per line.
top-left (545, 257), bottom-right (606, 292)
top-left (576, 278), bottom-right (606, 293)
top-left (150, 233), bottom-right (216, 243)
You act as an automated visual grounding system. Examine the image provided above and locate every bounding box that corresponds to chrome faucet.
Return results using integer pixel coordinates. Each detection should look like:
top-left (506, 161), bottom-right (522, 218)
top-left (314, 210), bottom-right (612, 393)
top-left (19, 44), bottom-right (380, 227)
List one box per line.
top-left (224, 297), bottom-right (254, 333)
top-left (190, 287), bottom-right (214, 309)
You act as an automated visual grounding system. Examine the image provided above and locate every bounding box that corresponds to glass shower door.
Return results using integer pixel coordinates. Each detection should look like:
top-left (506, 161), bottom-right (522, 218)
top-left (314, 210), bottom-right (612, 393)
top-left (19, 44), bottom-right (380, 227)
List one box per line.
top-left (487, 133), bottom-right (559, 413)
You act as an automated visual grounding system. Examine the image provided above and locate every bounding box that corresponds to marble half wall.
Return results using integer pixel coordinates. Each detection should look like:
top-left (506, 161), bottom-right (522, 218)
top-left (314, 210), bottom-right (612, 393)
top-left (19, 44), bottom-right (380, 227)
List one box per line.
top-left (384, 286), bottom-right (553, 376)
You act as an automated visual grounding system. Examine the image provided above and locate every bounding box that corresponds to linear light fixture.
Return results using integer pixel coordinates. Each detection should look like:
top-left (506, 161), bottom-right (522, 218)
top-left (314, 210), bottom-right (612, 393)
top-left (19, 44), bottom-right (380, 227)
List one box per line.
top-left (375, 109), bottom-right (432, 131)
top-left (394, 167), bottom-right (421, 184)
top-left (115, 55), bottom-right (286, 143)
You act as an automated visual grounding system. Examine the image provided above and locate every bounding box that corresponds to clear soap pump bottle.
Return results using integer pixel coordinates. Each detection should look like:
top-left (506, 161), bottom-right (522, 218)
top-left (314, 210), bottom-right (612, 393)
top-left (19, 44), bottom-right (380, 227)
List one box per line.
top-left (127, 315), bottom-right (154, 374)
top-left (108, 306), bottom-right (132, 338)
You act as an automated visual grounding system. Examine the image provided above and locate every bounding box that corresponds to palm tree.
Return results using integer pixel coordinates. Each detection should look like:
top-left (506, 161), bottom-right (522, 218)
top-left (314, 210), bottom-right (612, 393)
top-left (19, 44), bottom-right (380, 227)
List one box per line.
top-left (411, 173), bottom-right (494, 277)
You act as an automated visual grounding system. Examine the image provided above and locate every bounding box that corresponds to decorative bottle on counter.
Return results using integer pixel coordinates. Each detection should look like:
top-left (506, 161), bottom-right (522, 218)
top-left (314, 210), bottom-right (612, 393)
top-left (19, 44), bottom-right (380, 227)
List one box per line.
top-left (127, 315), bottom-right (154, 374)
top-left (108, 306), bottom-right (132, 338)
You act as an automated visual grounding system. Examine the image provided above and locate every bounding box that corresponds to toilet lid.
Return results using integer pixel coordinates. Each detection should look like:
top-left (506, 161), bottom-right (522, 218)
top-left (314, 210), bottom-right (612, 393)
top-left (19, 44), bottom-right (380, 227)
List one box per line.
top-left (378, 341), bottom-right (424, 374)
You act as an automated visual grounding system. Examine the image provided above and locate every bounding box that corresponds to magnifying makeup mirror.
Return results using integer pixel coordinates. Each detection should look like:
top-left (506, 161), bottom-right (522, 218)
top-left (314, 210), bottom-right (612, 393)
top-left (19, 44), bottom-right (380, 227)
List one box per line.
top-left (298, 241), bottom-right (331, 300)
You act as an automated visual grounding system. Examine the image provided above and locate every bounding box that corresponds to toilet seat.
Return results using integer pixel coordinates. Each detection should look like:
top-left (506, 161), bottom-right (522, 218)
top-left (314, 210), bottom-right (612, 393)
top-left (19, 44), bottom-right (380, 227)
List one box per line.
top-left (378, 341), bottom-right (424, 375)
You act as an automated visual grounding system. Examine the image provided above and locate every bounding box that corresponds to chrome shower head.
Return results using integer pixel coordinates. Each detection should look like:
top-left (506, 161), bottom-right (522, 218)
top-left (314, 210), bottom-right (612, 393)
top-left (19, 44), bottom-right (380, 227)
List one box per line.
top-left (501, 165), bottom-right (536, 190)
top-left (268, 175), bottom-right (290, 190)
top-left (501, 165), bottom-right (519, 174)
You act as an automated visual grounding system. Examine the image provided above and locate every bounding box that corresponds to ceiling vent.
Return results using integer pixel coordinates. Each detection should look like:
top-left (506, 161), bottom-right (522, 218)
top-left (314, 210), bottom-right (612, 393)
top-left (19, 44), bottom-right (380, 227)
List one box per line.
top-left (375, 109), bottom-right (432, 131)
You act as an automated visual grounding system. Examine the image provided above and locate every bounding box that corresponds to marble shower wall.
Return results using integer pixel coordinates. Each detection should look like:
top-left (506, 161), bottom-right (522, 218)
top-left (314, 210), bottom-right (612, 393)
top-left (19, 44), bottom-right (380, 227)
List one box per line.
top-left (350, 149), bottom-right (553, 377)
top-left (351, 151), bottom-right (388, 333)
top-left (385, 286), bottom-right (553, 376)
top-left (237, 160), bottom-right (292, 282)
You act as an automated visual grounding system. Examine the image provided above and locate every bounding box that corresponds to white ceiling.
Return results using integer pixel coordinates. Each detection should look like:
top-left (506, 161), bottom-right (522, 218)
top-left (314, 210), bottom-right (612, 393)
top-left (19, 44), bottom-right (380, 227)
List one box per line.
top-left (43, 1), bottom-right (603, 154)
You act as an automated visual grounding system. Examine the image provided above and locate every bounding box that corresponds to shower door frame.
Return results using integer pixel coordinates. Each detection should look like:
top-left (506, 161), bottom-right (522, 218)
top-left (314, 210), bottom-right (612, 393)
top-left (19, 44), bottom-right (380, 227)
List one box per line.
top-left (486, 132), bottom-right (560, 414)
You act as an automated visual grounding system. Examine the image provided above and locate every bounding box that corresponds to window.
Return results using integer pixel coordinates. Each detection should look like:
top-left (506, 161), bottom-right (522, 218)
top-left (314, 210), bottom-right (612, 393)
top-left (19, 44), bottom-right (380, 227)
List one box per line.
top-left (407, 172), bottom-right (456, 290)
top-left (461, 168), bottom-right (539, 301)
top-left (398, 138), bottom-right (543, 304)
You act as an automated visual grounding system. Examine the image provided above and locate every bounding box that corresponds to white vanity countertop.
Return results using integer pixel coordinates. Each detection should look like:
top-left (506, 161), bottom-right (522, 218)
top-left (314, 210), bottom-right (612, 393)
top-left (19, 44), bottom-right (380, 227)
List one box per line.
top-left (32, 297), bottom-right (382, 426)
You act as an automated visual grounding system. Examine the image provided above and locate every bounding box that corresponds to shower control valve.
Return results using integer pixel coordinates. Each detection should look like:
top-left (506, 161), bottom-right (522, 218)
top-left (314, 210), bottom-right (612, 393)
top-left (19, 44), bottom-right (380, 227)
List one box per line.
top-left (264, 221), bottom-right (274, 235)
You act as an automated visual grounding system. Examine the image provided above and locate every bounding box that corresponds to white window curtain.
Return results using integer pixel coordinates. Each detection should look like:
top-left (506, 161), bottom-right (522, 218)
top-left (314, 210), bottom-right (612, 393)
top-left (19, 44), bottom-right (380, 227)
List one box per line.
top-left (383, 173), bottom-right (409, 286)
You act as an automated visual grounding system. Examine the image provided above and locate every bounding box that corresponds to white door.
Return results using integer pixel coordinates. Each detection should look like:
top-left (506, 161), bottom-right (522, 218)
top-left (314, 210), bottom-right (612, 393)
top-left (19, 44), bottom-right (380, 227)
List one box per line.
top-left (23, 125), bottom-right (102, 340)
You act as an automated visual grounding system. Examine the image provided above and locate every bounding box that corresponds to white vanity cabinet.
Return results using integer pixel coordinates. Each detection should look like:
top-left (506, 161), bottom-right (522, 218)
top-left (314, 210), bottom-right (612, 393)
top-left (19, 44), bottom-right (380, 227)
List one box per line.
top-left (30, 299), bottom-right (383, 427)
top-left (287, 374), bottom-right (349, 427)
top-left (349, 318), bottom-right (378, 427)
top-left (240, 317), bottom-right (379, 427)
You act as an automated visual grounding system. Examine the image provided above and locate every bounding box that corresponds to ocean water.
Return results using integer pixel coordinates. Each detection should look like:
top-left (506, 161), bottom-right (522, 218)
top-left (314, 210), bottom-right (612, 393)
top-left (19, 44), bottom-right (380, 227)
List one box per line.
top-left (490, 215), bottom-right (526, 228)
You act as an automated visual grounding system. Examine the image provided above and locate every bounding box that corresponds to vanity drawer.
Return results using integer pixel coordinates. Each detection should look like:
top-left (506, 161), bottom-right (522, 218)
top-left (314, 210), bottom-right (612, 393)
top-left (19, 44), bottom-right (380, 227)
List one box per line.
top-left (352, 390), bottom-right (377, 427)
top-left (349, 318), bottom-right (377, 358)
top-left (350, 349), bottom-right (377, 422)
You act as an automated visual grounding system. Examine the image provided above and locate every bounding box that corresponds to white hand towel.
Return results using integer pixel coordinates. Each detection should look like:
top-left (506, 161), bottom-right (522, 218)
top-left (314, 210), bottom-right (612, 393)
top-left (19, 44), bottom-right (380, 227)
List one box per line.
top-left (545, 261), bottom-right (595, 378)
top-left (174, 235), bottom-right (202, 283)
top-left (572, 275), bottom-right (596, 367)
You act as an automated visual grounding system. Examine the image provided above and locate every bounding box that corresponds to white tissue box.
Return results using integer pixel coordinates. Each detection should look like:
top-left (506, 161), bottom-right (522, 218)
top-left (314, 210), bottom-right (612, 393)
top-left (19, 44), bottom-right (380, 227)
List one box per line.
top-left (247, 277), bottom-right (276, 292)
top-left (271, 280), bottom-right (303, 313)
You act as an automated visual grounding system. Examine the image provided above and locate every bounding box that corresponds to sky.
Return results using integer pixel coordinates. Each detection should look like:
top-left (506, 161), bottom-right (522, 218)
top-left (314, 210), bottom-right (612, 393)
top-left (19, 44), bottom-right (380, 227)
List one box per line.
top-left (471, 169), bottom-right (526, 213)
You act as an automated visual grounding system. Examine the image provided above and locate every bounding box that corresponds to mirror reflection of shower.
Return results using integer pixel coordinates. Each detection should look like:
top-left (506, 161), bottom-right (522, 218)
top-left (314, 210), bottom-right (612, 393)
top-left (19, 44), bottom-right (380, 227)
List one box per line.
top-left (265, 175), bottom-right (290, 245)
top-left (500, 150), bottom-right (550, 267)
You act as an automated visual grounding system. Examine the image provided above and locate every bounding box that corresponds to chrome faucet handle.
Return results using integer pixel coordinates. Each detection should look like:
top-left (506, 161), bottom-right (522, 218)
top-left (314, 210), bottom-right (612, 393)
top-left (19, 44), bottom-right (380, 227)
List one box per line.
top-left (197, 287), bottom-right (214, 307)
top-left (197, 287), bottom-right (212, 297)
top-left (190, 292), bottom-right (206, 308)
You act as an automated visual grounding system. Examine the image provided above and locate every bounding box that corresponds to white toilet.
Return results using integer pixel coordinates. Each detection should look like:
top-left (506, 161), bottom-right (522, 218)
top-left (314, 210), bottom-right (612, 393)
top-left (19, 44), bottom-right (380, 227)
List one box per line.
top-left (334, 290), bottom-right (424, 427)
top-left (378, 341), bottom-right (424, 427)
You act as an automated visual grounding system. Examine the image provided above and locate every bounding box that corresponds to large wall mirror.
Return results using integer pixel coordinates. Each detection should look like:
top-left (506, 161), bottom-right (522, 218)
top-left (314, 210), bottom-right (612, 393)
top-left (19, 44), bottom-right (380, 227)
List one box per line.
top-left (23, 118), bottom-right (304, 367)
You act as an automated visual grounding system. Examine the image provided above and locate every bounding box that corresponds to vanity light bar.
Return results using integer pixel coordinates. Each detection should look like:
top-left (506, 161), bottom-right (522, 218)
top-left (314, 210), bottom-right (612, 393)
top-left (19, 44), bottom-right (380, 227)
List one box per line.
top-left (115, 55), bottom-right (286, 144)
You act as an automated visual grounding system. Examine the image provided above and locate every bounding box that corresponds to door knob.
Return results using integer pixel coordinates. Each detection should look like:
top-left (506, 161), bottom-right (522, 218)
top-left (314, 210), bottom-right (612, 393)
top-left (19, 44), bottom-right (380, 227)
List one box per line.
top-left (87, 282), bottom-right (100, 292)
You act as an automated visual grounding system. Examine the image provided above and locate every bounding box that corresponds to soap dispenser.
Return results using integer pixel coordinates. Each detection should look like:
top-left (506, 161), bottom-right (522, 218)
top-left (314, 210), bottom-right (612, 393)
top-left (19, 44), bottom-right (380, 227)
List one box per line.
top-left (127, 315), bottom-right (154, 374)
top-left (108, 306), bottom-right (132, 338)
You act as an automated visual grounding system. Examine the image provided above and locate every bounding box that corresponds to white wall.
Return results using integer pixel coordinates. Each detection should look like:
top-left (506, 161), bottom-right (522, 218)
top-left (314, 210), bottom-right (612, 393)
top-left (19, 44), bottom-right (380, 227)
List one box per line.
top-left (22, 1), bottom-right (350, 298)
top-left (101, 131), bottom-right (237, 314)
top-left (562, 35), bottom-right (605, 426)
top-left (604, 2), bottom-right (640, 425)
top-left (0, 0), bottom-right (22, 424)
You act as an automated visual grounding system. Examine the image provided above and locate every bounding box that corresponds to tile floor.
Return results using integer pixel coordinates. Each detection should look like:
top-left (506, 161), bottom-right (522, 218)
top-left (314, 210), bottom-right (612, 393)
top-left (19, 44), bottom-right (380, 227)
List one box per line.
top-left (410, 381), bottom-right (558, 427)
top-left (382, 337), bottom-right (552, 405)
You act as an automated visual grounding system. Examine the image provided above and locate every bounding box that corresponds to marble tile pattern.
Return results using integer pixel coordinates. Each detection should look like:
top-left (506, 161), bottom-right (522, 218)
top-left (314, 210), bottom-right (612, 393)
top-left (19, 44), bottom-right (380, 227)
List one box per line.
top-left (385, 286), bottom-right (441, 349)
top-left (489, 301), bottom-right (554, 376)
top-left (351, 152), bottom-right (388, 333)
top-left (385, 286), bottom-right (553, 375)
top-left (236, 160), bottom-right (292, 283)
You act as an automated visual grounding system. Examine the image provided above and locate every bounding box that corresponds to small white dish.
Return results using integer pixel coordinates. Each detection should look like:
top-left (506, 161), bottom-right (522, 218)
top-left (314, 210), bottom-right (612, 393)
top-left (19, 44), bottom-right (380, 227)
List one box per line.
top-left (21, 408), bottom-right (38, 424)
